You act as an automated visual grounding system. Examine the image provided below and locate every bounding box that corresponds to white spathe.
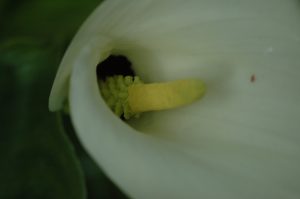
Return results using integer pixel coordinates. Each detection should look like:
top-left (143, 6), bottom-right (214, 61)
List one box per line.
top-left (49, 0), bottom-right (300, 198)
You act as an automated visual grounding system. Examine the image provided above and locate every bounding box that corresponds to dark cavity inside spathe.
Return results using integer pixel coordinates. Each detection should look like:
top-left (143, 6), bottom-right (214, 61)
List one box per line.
top-left (97, 55), bottom-right (136, 120)
top-left (96, 55), bottom-right (135, 80)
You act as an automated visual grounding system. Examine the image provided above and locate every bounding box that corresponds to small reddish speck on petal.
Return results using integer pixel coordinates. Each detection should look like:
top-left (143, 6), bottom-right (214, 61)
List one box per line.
top-left (251, 74), bottom-right (256, 83)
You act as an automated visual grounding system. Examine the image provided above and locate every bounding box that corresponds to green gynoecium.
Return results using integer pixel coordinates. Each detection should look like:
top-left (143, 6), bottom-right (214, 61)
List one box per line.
top-left (99, 75), bottom-right (143, 119)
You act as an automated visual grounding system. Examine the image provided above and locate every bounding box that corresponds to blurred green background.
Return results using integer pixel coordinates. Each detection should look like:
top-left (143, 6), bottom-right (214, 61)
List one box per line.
top-left (0, 0), bottom-right (128, 198)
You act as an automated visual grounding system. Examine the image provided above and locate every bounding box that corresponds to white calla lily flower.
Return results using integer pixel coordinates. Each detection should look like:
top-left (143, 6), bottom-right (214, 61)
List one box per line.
top-left (49, 0), bottom-right (300, 198)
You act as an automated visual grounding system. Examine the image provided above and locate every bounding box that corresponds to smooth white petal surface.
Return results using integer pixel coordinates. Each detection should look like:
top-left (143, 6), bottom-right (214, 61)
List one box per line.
top-left (51, 0), bottom-right (300, 198)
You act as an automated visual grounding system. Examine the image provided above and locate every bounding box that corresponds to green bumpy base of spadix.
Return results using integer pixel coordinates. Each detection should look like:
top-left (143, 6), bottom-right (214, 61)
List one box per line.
top-left (99, 75), bottom-right (143, 119)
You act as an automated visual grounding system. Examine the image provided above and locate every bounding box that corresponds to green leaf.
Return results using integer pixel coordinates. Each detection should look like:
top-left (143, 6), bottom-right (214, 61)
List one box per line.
top-left (0, 0), bottom-right (102, 40)
top-left (0, 40), bottom-right (86, 199)
top-left (0, 1), bottom-right (129, 198)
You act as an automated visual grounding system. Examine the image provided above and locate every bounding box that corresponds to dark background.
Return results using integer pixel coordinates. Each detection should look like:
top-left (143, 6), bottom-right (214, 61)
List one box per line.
top-left (0, 0), bottom-right (128, 198)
